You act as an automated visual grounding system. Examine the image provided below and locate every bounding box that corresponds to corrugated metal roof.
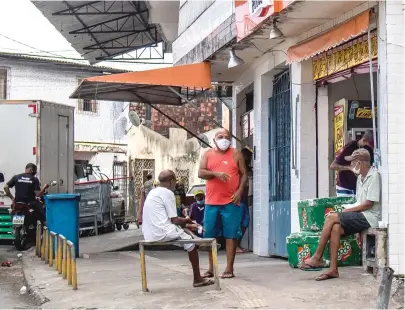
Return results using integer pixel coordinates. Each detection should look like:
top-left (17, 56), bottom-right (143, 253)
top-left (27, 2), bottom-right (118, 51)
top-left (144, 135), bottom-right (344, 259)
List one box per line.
top-left (32, 1), bottom-right (163, 64)
top-left (0, 51), bottom-right (128, 73)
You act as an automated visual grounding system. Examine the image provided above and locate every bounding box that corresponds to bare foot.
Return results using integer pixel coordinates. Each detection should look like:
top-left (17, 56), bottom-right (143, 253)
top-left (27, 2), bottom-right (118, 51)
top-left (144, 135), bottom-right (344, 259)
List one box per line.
top-left (236, 247), bottom-right (248, 253)
top-left (315, 269), bottom-right (339, 281)
top-left (201, 271), bottom-right (214, 278)
top-left (193, 278), bottom-right (215, 287)
top-left (299, 256), bottom-right (324, 270)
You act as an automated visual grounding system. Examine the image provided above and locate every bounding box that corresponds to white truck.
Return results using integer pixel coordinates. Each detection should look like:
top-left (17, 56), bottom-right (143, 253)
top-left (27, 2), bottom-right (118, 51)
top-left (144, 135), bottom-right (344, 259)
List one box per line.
top-left (0, 100), bottom-right (75, 204)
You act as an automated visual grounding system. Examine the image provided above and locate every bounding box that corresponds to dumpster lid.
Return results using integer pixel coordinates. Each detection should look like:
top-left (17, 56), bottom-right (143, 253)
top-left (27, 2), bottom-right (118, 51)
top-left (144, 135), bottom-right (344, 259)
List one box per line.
top-left (45, 193), bottom-right (80, 200)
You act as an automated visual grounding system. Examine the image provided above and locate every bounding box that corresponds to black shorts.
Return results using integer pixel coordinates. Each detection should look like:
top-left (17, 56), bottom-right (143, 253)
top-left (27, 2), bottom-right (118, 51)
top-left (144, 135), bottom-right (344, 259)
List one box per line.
top-left (339, 212), bottom-right (370, 236)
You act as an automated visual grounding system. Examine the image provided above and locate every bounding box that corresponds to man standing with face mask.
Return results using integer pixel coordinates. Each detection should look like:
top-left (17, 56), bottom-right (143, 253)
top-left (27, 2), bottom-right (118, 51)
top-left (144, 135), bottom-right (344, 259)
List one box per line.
top-left (299, 149), bottom-right (381, 281)
top-left (198, 129), bottom-right (247, 279)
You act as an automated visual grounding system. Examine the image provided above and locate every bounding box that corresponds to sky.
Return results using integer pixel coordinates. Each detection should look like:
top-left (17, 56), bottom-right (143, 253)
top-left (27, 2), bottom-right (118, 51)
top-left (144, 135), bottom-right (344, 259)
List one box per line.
top-left (0, 0), bottom-right (173, 71)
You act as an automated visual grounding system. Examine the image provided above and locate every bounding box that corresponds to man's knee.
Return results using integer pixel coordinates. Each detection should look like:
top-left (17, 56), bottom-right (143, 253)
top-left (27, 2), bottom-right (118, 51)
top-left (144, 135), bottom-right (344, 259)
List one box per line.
top-left (326, 212), bottom-right (340, 223)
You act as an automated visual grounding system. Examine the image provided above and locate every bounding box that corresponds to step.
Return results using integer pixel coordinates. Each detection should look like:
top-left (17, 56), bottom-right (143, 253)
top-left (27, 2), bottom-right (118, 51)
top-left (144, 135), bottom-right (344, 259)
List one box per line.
top-left (0, 234), bottom-right (15, 240)
top-left (0, 227), bottom-right (14, 233)
top-left (0, 215), bottom-right (12, 221)
top-left (0, 221), bottom-right (13, 227)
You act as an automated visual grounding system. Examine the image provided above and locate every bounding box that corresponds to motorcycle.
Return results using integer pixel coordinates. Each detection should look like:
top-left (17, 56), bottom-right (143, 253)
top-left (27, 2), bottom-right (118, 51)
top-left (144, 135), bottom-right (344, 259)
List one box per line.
top-left (12, 181), bottom-right (57, 250)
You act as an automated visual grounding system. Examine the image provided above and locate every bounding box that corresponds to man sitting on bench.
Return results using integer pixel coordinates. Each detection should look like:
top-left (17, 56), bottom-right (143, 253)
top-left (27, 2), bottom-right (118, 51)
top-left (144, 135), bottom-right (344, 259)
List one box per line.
top-left (142, 169), bottom-right (214, 288)
top-left (299, 149), bottom-right (381, 281)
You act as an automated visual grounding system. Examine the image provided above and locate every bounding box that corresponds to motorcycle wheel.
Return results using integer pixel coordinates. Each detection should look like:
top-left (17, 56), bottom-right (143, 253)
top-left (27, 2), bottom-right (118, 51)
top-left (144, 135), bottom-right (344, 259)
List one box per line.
top-left (15, 226), bottom-right (26, 251)
top-left (116, 224), bottom-right (122, 231)
top-left (123, 223), bottom-right (129, 230)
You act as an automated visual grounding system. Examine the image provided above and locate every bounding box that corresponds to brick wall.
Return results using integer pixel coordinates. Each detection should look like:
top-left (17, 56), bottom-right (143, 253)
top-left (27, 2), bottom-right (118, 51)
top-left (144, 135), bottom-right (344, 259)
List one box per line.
top-left (129, 97), bottom-right (222, 138)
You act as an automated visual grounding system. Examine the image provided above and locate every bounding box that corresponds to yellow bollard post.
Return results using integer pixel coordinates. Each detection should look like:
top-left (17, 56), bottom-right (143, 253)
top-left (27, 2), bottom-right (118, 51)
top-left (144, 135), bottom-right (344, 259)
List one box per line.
top-left (69, 241), bottom-right (77, 290)
top-left (36, 221), bottom-right (42, 257)
top-left (54, 235), bottom-right (59, 271)
top-left (57, 235), bottom-right (65, 274)
top-left (41, 227), bottom-right (46, 261)
top-left (139, 243), bottom-right (148, 292)
top-left (44, 227), bottom-right (49, 264)
top-left (67, 241), bottom-right (73, 285)
top-left (211, 239), bottom-right (220, 291)
top-left (49, 232), bottom-right (56, 267)
top-left (62, 236), bottom-right (67, 279)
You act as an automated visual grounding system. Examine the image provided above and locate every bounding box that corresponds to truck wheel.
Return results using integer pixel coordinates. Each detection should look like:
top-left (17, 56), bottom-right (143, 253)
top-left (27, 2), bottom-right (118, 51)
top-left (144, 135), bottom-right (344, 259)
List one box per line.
top-left (116, 224), bottom-right (122, 231)
top-left (123, 223), bottom-right (129, 230)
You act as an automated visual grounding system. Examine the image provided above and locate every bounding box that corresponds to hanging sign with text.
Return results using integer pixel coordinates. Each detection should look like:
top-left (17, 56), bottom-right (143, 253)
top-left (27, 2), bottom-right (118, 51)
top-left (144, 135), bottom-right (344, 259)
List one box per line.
top-left (74, 142), bottom-right (127, 154)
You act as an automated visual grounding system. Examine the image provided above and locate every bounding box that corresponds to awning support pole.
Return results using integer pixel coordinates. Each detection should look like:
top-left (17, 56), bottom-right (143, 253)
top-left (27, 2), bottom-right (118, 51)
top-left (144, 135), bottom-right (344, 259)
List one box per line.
top-left (168, 87), bottom-right (243, 144)
top-left (367, 27), bottom-right (378, 166)
top-left (132, 92), bottom-right (211, 148)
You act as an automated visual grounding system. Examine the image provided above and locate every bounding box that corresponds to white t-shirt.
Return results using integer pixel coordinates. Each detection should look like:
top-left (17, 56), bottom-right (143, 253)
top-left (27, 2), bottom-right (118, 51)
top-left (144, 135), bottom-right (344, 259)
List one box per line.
top-left (142, 187), bottom-right (178, 241)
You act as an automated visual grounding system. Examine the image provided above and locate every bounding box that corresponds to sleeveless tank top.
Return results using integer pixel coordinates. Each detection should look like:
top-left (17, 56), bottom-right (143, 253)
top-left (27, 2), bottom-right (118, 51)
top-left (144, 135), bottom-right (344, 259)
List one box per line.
top-left (205, 148), bottom-right (240, 205)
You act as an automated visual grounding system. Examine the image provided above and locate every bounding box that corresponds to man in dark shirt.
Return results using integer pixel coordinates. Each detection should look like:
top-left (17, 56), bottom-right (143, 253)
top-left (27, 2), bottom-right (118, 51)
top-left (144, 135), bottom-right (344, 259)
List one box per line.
top-left (330, 130), bottom-right (374, 196)
top-left (3, 163), bottom-right (44, 221)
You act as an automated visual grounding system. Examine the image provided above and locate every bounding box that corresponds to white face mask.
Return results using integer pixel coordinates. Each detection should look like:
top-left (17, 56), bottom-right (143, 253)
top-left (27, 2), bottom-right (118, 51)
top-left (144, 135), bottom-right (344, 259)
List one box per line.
top-left (352, 162), bottom-right (360, 175)
top-left (215, 138), bottom-right (231, 151)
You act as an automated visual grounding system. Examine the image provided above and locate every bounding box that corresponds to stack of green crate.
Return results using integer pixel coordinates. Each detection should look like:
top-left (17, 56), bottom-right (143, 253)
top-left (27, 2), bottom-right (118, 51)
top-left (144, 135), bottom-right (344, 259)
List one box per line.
top-left (286, 197), bottom-right (362, 268)
top-left (0, 206), bottom-right (14, 240)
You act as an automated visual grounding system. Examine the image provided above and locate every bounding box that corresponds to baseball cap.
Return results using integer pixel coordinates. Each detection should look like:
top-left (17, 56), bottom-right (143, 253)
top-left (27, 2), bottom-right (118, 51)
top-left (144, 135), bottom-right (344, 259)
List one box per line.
top-left (194, 190), bottom-right (204, 197)
top-left (344, 148), bottom-right (371, 162)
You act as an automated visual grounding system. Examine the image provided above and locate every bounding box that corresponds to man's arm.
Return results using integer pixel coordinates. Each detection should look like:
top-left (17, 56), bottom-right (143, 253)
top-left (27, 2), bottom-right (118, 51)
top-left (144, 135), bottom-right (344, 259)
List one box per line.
top-left (198, 151), bottom-right (216, 180)
top-left (164, 192), bottom-right (193, 227)
top-left (4, 176), bottom-right (16, 200)
top-left (344, 200), bottom-right (373, 212)
top-left (330, 160), bottom-right (352, 171)
top-left (235, 150), bottom-right (248, 194)
top-left (330, 141), bottom-right (356, 171)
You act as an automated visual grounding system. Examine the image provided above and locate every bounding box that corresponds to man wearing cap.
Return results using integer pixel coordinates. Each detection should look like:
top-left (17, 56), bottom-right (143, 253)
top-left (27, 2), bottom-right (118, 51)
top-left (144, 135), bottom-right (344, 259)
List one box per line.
top-left (330, 130), bottom-right (374, 197)
top-left (189, 190), bottom-right (206, 237)
top-left (300, 149), bottom-right (381, 281)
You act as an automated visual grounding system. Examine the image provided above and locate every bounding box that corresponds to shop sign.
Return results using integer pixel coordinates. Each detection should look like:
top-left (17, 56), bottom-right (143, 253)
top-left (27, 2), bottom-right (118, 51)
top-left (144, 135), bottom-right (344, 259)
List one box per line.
top-left (312, 30), bottom-right (377, 80)
top-left (248, 0), bottom-right (271, 17)
top-left (74, 142), bottom-right (127, 154)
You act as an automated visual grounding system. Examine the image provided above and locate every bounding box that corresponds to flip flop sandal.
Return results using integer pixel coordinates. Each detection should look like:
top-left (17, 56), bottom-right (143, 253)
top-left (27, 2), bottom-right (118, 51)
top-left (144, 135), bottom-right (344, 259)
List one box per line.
top-left (202, 272), bottom-right (214, 278)
top-left (220, 272), bottom-right (235, 279)
top-left (299, 263), bottom-right (323, 271)
top-left (315, 273), bottom-right (339, 281)
top-left (193, 279), bottom-right (215, 288)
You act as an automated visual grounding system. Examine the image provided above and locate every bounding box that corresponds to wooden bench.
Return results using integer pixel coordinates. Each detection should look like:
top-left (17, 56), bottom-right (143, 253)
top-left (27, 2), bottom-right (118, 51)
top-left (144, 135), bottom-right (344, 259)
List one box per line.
top-left (138, 237), bottom-right (220, 292)
top-left (362, 227), bottom-right (388, 276)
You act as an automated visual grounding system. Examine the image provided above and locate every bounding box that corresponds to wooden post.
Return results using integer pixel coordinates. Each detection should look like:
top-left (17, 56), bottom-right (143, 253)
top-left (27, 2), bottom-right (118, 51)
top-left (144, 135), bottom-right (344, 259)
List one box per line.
top-left (44, 227), bottom-right (49, 264)
top-left (211, 239), bottom-right (220, 291)
top-left (57, 235), bottom-right (65, 274)
top-left (36, 221), bottom-right (42, 257)
top-left (41, 226), bottom-right (46, 260)
top-left (376, 267), bottom-right (394, 309)
top-left (139, 243), bottom-right (148, 292)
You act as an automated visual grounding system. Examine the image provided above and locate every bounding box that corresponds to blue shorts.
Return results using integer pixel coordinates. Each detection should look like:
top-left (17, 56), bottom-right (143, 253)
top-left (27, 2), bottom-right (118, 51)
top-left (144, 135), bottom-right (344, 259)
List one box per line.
top-left (240, 202), bottom-right (250, 228)
top-left (203, 203), bottom-right (242, 239)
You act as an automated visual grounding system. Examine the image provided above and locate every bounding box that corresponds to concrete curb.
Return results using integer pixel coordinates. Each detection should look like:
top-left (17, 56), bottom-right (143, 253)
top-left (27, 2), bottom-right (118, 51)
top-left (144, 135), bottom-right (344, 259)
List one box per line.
top-left (21, 248), bottom-right (50, 306)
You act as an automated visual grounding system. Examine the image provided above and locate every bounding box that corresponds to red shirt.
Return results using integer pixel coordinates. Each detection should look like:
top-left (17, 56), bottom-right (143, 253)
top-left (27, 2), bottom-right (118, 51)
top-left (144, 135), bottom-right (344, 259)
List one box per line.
top-left (205, 148), bottom-right (240, 205)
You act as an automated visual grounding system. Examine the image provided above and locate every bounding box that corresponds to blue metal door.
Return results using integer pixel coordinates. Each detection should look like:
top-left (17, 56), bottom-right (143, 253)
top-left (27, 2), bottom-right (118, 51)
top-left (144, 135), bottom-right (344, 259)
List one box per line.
top-left (268, 70), bottom-right (291, 257)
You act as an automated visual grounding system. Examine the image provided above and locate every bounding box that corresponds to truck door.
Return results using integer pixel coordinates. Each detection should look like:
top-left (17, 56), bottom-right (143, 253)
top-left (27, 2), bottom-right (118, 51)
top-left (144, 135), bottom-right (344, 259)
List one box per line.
top-left (58, 115), bottom-right (69, 193)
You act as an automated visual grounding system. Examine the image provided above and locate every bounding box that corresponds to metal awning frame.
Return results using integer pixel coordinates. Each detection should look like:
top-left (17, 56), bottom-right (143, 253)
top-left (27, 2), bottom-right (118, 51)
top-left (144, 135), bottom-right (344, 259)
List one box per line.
top-left (33, 1), bottom-right (165, 62)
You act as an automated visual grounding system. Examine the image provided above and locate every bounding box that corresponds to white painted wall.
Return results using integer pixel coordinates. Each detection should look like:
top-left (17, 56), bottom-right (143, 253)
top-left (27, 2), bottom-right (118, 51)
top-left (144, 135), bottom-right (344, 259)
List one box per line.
top-left (377, 0), bottom-right (405, 275)
top-left (0, 58), bottom-right (129, 176)
top-left (127, 125), bottom-right (220, 187)
top-left (173, 0), bottom-right (234, 64)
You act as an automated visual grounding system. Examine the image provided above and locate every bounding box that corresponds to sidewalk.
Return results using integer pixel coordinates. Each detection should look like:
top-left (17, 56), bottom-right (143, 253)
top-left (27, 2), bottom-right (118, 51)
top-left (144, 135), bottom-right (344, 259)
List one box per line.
top-left (22, 246), bottom-right (384, 309)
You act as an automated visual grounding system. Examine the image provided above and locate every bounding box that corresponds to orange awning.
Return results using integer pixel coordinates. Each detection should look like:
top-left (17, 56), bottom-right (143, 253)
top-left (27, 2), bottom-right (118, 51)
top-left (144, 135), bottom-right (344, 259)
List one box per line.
top-left (287, 10), bottom-right (370, 64)
top-left (70, 62), bottom-right (211, 106)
